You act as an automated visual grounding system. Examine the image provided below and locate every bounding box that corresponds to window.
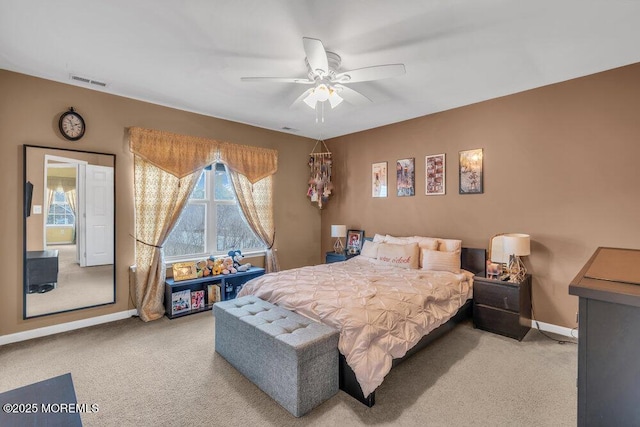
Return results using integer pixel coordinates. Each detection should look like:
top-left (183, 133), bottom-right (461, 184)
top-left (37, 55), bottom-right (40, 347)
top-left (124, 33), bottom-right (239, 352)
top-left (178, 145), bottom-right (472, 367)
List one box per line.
top-left (46, 190), bottom-right (75, 225)
top-left (164, 164), bottom-right (265, 259)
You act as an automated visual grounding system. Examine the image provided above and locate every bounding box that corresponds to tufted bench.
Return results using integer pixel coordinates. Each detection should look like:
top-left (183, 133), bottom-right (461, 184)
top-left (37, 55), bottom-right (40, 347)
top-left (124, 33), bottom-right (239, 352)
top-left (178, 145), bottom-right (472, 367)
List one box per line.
top-left (213, 295), bottom-right (339, 417)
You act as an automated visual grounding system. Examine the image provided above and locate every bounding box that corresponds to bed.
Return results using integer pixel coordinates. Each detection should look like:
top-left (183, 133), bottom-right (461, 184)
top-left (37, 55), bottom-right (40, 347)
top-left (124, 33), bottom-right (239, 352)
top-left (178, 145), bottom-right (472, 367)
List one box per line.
top-left (237, 236), bottom-right (485, 406)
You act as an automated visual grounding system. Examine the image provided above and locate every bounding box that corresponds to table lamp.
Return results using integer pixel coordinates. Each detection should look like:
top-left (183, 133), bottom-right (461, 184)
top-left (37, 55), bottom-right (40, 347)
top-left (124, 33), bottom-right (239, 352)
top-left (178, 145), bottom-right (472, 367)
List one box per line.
top-left (331, 225), bottom-right (346, 253)
top-left (503, 233), bottom-right (530, 282)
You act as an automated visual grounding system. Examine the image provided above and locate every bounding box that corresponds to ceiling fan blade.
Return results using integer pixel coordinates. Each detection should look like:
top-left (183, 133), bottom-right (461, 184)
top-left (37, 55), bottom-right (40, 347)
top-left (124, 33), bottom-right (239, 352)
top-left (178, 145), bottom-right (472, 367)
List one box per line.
top-left (334, 64), bottom-right (406, 83)
top-left (241, 77), bottom-right (313, 84)
top-left (334, 84), bottom-right (372, 106)
top-left (303, 37), bottom-right (329, 77)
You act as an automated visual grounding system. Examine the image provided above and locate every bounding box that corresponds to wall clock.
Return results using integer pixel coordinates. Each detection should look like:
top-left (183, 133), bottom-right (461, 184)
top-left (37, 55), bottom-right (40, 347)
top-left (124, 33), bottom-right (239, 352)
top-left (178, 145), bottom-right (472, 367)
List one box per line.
top-left (58, 107), bottom-right (86, 141)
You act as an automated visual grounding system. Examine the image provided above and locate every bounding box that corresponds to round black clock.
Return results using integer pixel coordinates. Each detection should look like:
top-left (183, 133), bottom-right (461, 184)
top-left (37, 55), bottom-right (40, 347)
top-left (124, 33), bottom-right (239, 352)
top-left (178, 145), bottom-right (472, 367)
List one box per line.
top-left (58, 107), bottom-right (86, 141)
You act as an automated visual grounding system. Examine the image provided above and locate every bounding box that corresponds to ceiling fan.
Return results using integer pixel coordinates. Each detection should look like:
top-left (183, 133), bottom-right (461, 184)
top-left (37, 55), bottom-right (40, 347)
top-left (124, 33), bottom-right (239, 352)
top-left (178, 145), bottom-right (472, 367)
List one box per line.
top-left (241, 37), bottom-right (406, 113)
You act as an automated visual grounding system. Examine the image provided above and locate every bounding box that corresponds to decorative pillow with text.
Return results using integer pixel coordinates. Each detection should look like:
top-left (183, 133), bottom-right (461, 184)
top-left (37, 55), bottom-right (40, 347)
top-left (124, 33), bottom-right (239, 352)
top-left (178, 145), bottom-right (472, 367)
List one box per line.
top-left (375, 242), bottom-right (419, 269)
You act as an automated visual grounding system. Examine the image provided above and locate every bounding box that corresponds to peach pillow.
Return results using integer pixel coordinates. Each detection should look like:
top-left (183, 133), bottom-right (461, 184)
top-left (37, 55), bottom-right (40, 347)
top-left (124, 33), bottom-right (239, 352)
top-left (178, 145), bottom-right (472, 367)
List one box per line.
top-left (421, 249), bottom-right (461, 273)
top-left (375, 242), bottom-right (419, 269)
top-left (411, 236), bottom-right (439, 250)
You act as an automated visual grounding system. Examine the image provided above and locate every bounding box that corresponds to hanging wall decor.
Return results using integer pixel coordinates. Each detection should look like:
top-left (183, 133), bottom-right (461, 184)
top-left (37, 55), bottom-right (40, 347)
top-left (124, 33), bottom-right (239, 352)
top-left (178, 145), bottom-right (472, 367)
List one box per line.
top-left (307, 139), bottom-right (333, 209)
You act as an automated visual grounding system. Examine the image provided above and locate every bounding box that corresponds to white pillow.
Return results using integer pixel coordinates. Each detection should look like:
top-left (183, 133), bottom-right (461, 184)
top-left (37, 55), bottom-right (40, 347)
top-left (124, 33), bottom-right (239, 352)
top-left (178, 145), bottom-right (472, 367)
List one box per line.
top-left (360, 240), bottom-right (379, 259)
top-left (375, 242), bottom-right (419, 269)
top-left (372, 233), bottom-right (386, 243)
top-left (385, 235), bottom-right (413, 245)
top-left (421, 249), bottom-right (461, 273)
top-left (437, 238), bottom-right (462, 253)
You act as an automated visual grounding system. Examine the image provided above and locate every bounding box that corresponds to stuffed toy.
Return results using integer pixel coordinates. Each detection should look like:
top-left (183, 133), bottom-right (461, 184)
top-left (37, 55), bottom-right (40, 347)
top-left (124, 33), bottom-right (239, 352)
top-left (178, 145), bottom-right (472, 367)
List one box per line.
top-left (196, 259), bottom-right (209, 277)
top-left (211, 258), bottom-right (224, 276)
top-left (228, 249), bottom-right (252, 272)
top-left (221, 256), bottom-right (237, 275)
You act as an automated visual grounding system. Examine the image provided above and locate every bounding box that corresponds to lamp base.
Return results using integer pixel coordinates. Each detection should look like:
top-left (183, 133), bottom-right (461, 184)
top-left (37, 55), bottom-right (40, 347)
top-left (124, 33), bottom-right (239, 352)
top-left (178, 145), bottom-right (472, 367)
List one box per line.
top-left (507, 255), bottom-right (526, 283)
top-left (333, 238), bottom-right (344, 254)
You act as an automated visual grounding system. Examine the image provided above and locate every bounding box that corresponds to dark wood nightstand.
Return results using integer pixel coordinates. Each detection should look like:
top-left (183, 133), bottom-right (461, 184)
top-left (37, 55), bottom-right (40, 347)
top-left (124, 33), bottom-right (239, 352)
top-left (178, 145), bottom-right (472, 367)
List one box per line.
top-left (325, 251), bottom-right (357, 264)
top-left (473, 274), bottom-right (532, 341)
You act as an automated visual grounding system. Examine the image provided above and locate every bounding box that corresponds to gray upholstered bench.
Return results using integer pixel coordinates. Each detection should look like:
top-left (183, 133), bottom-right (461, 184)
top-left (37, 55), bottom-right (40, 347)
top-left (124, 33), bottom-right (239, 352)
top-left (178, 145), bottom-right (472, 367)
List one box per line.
top-left (213, 295), bottom-right (339, 417)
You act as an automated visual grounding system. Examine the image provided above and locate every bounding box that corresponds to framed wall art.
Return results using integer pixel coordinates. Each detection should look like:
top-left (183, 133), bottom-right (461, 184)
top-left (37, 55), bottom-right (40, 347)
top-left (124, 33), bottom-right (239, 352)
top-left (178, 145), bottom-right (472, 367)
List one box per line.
top-left (459, 148), bottom-right (483, 194)
top-left (396, 158), bottom-right (415, 197)
top-left (425, 154), bottom-right (445, 195)
top-left (372, 162), bottom-right (388, 198)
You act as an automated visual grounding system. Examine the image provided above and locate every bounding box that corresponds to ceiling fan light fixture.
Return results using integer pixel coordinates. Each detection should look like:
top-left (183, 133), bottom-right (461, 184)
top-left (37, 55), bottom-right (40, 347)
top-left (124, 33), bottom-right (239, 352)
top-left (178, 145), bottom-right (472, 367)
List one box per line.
top-left (328, 90), bottom-right (343, 108)
top-left (304, 84), bottom-right (343, 110)
top-left (303, 92), bottom-right (318, 108)
top-left (314, 84), bottom-right (330, 102)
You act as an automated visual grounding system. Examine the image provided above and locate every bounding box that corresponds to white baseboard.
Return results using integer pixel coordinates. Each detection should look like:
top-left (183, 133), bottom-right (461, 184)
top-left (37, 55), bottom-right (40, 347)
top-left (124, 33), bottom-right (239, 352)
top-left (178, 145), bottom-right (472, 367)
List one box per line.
top-left (530, 319), bottom-right (578, 339)
top-left (0, 309), bottom-right (139, 346)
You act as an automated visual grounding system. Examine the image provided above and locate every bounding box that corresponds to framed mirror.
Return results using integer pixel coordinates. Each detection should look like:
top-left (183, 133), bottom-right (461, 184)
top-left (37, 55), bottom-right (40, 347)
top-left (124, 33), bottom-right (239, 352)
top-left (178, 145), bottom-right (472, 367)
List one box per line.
top-left (23, 145), bottom-right (115, 318)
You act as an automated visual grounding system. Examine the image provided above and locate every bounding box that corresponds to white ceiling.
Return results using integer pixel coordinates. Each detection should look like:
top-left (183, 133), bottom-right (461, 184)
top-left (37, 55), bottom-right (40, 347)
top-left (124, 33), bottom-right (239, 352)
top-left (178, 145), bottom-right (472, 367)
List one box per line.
top-left (2, 1), bottom-right (640, 139)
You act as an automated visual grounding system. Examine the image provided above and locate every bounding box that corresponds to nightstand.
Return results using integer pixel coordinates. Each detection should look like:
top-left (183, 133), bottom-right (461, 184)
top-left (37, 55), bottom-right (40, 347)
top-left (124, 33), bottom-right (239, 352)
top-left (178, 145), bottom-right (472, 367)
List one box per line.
top-left (325, 251), bottom-right (357, 264)
top-left (473, 274), bottom-right (532, 341)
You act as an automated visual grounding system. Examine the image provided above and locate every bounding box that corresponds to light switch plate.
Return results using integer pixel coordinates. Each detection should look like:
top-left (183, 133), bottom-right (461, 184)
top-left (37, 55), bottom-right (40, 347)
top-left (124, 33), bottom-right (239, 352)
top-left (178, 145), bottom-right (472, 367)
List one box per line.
top-left (33, 205), bottom-right (42, 214)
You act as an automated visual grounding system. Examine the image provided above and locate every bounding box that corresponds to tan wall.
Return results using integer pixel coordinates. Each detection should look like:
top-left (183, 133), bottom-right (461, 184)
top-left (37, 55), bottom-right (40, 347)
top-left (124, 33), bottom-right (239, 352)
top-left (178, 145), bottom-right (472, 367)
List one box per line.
top-left (0, 70), bottom-right (320, 336)
top-left (46, 227), bottom-right (74, 244)
top-left (323, 63), bottom-right (640, 328)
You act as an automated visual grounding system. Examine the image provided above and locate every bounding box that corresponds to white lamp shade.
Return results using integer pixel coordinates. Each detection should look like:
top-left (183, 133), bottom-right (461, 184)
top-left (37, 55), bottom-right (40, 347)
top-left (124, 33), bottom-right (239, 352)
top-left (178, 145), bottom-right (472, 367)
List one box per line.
top-left (331, 225), bottom-right (347, 238)
top-left (490, 235), bottom-right (509, 264)
top-left (502, 233), bottom-right (531, 256)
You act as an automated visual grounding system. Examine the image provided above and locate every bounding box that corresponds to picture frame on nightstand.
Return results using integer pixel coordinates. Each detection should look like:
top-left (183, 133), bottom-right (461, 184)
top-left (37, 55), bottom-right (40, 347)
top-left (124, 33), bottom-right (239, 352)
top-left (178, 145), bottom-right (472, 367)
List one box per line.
top-left (346, 229), bottom-right (365, 254)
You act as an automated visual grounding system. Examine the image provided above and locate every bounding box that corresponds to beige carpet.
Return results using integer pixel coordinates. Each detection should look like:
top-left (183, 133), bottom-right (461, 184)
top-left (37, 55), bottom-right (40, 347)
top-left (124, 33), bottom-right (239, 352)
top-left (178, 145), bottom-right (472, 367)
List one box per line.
top-left (0, 313), bottom-right (577, 426)
top-left (25, 244), bottom-right (113, 317)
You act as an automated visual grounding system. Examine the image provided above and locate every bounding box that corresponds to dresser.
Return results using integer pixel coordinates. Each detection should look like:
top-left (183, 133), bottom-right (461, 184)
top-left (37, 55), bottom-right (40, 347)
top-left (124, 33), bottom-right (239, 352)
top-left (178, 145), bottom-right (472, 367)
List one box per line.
top-left (569, 247), bottom-right (640, 426)
top-left (473, 274), bottom-right (532, 341)
top-left (26, 250), bottom-right (59, 294)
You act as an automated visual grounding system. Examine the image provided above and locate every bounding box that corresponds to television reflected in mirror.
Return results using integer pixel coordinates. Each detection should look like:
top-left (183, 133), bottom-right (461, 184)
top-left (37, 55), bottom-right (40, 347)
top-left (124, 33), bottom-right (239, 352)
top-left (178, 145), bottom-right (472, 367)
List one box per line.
top-left (23, 145), bottom-right (115, 318)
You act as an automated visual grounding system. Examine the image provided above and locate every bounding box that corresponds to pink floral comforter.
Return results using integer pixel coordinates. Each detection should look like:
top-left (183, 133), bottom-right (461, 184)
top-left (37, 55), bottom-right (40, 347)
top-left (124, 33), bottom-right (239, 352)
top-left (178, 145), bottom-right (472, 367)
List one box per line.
top-left (237, 256), bottom-right (473, 397)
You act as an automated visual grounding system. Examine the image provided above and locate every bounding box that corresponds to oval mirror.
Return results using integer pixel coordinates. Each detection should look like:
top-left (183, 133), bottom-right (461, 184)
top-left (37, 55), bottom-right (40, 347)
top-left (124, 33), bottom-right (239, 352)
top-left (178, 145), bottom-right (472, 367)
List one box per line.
top-left (23, 145), bottom-right (115, 318)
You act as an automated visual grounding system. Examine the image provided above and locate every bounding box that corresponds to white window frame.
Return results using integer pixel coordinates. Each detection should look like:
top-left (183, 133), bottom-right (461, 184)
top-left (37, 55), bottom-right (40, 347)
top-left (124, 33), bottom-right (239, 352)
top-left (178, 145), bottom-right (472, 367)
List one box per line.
top-left (165, 165), bottom-right (265, 263)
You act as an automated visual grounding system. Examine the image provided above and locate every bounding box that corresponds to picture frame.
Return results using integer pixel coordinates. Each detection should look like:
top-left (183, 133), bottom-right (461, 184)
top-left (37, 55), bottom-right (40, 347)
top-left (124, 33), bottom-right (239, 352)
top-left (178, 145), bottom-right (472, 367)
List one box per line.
top-left (459, 148), bottom-right (483, 194)
top-left (425, 153), bottom-right (446, 195)
top-left (191, 290), bottom-right (205, 310)
top-left (396, 158), bottom-right (415, 197)
top-left (372, 162), bottom-right (388, 198)
top-left (172, 261), bottom-right (198, 281)
top-left (171, 289), bottom-right (191, 315)
top-left (207, 284), bottom-right (221, 305)
top-left (346, 229), bottom-right (365, 254)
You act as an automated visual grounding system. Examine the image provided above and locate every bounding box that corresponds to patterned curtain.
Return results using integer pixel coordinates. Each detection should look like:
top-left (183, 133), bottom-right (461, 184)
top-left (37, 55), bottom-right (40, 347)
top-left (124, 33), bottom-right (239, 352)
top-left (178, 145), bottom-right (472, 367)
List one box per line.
top-left (128, 127), bottom-right (279, 321)
top-left (133, 156), bottom-right (201, 321)
top-left (228, 171), bottom-right (279, 273)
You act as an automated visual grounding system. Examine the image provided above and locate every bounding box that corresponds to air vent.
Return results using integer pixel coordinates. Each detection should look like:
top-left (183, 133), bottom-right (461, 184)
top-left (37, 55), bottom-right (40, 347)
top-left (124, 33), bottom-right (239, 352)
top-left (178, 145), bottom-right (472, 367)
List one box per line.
top-left (69, 74), bottom-right (108, 88)
top-left (281, 126), bottom-right (299, 132)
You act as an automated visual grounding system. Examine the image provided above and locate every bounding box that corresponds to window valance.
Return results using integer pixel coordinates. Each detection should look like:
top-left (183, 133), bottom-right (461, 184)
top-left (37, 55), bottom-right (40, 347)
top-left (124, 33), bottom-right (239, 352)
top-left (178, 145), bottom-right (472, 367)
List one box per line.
top-left (128, 127), bottom-right (278, 183)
